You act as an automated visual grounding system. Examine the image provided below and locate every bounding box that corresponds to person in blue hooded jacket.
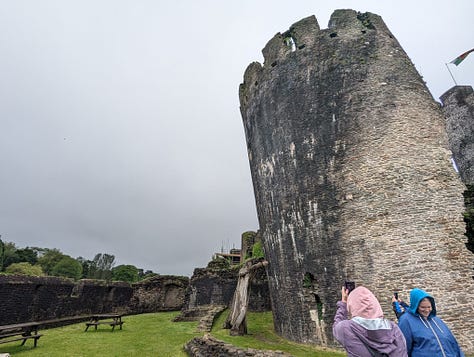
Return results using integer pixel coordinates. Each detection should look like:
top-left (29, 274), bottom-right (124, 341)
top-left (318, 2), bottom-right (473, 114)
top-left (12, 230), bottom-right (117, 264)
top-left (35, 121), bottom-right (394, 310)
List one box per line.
top-left (398, 288), bottom-right (464, 357)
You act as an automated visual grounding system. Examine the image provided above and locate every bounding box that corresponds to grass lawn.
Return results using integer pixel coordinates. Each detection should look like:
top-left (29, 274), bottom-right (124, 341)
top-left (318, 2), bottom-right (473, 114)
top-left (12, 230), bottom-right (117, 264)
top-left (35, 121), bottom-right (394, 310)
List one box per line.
top-left (211, 311), bottom-right (345, 357)
top-left (9, 310), bottom-right (470, 357)
top-left (0, 312), bottom-right (199, 357)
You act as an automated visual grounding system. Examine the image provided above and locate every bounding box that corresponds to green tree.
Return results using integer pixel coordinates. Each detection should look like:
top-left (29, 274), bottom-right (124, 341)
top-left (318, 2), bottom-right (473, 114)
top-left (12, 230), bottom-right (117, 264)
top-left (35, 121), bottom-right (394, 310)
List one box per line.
top-left (112, 264), bottom-right (139, 282)
top-left (37, 248), bottom-right (66, 275)
top-left (89, 253), bottom-right (115, 280)
top-left (138, 269), bottom-right (157, 281)
top-left (0, 238), bottom-right (5, 271)
top-left (5, 262), bottom-right (44, 276)
top-left (51, 256), bottom-right (83, 280)
top-left (16, 247), bottom-right (38, 265)
top-left (76, 256), bottom-right (92, 279)
top-left (2, 241), bottom-right (20, 268)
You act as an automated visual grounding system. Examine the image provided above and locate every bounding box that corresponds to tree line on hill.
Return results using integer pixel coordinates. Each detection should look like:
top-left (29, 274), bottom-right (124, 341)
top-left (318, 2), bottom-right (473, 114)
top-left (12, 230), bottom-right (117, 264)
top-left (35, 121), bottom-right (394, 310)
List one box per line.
top-left (0, 238), bottom-right (156, 283)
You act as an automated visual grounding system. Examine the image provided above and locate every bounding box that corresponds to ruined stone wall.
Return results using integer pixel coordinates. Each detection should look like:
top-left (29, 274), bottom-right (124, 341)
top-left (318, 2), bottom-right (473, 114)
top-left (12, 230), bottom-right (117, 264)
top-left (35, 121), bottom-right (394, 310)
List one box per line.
top-left (185, 334), bottom-right (292, 357)
top-left (0, 274), bottom-right (188, 325)
top-left (183, 266), bottom-right (271, 312)
top-left (441, 86), bottom-right (474, 255)
top-left (240, 10), bottom-right (474, 352)
top-left (184, 267), bottom-right (238, 309)
top-left (441, 85), bottom-right (474, 185)
top-left (128, 275), bottom-right (188, 313)
top-left (463, 185), bottom-right (474, 253)
top-left (0, 275), bottom-right (132, 325)
top-left (241, 231), bottom-right (258, 261)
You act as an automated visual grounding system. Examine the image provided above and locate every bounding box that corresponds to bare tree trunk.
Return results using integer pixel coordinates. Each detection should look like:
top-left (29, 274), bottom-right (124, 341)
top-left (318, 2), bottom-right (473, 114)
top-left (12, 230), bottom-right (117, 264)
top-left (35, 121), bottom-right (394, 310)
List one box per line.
top-left (224, 258), bottom-right (268, 336)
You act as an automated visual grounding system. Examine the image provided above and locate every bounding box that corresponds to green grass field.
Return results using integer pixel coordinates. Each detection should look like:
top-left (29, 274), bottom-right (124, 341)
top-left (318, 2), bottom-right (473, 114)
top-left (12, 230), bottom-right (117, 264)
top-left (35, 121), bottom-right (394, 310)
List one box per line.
top-left (9, 310), bottom-right (471, 357)
top-left (0, 312), bottom-right (199, 356)
top-left (211, 311), bottom-right (344, 356)
top-left (0, 310), bottom-right (344, 356)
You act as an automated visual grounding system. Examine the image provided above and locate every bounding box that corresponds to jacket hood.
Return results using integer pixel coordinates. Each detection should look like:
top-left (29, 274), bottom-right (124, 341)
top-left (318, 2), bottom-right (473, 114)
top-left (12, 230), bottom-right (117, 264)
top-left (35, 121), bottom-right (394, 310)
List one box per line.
top-left (408, 288), bottom-right (436, 317)
top-left (347, 286), bottom-right (384, 319)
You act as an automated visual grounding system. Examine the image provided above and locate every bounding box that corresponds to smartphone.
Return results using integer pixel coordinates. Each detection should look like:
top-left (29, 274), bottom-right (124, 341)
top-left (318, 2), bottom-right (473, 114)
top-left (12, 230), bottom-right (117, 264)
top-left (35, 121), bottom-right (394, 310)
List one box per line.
top-left (344, 281), bottom-right (356, 294)
top-left (394, 292), bottom-right (399, 300)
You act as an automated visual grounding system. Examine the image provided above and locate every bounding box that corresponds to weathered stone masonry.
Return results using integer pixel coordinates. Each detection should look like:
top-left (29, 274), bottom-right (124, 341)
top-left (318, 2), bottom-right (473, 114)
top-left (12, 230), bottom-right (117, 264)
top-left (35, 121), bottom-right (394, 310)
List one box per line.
top-left (240, 9), bottom-right (474, 352)
top-left (441, 85), bottom-right (474, 185)
top-left (0, 274), bottom-right (188, 326)
top-left (441, 86), bottom-right (474, 255)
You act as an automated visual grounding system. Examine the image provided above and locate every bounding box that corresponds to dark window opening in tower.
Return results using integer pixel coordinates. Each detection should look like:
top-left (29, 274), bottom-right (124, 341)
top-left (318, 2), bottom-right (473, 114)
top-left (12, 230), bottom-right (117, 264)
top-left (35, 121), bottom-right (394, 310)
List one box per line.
top-left (284, 36), bottom-right (296, 52)
top-left (303, 272), bottom-right (314, 288)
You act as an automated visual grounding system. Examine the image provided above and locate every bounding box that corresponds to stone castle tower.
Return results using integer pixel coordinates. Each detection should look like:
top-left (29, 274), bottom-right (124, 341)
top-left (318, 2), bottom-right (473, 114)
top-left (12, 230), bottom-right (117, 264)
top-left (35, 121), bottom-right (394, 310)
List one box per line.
top-left (239, 10), bottom-right (474, 352)
top-left (441, 85), bottom-right (474, 185)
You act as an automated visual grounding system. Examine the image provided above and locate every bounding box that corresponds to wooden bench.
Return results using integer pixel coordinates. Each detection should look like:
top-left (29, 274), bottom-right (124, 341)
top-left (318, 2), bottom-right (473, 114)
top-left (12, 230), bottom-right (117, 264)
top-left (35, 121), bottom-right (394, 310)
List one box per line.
top-left (85, 314), bottom-right (123, 332)
top-left (0, 322), bottom-right (42, 347)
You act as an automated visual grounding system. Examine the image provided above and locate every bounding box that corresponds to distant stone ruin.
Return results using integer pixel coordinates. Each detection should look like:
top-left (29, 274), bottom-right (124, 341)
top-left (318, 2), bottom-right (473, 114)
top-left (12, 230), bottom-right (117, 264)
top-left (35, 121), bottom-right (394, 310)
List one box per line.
top-left (239, 9), bottom-right (474, 352)
top-left (176, 251), bottom-right (271, 320)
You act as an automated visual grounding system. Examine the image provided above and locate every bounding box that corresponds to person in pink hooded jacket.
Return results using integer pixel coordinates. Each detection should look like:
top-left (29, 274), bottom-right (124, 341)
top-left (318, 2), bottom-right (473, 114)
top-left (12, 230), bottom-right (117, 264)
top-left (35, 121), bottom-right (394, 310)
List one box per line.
top-left (333, 285), bottom-right (407, 356)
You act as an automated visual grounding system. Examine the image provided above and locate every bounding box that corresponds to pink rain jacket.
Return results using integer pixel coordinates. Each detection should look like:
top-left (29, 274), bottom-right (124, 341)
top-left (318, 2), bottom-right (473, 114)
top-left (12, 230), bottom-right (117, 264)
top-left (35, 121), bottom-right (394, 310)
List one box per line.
top-left (333, 286), bottom-right (407, 357)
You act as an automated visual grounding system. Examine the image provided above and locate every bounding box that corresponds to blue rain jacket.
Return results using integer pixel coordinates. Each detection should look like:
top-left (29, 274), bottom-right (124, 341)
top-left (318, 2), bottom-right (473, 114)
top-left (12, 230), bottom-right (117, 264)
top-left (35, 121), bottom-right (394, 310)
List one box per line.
top-left (398, 288), bottom-right (464, 357)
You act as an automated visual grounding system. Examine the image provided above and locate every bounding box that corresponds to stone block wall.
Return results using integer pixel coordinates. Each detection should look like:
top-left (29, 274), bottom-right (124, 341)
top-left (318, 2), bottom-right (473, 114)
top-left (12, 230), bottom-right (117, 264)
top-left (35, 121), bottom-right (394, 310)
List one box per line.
top-left (441, 85), bottom-right (474, 185)
top-left (0, 275), bottom-right (132, 325)
top-left (128, 275), bottom-right (188, 313)
top-left (240, 9), bottom-right (474, 352)
top-left (441, 86), bottom-right (474, 255)
top-left (241, 231), bottom-right (258, 261)
top-left (182, 265), bottom-right (271, 313)
top-left (0, 274), bottom-right (188, 325)
top-left (185, 267), bottom-right (238, 308)
top-left (185, 334), bottom-right (292, 357)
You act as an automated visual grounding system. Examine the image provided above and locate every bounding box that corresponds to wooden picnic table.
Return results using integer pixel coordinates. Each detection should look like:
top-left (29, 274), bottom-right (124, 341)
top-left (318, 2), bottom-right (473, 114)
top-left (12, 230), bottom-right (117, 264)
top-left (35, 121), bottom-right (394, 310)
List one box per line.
top-left (0, 321), bottom-right (42, 347)
top-left (85, 314), bottom-right (123, 332)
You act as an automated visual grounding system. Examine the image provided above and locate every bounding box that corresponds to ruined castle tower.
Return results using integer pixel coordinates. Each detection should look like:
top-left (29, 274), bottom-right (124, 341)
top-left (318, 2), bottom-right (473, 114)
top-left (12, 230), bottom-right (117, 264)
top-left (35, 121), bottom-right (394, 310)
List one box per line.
top-left (441, 85), bottom-right (474, 185)
top-left (239, 10), bottom-right (474, 351)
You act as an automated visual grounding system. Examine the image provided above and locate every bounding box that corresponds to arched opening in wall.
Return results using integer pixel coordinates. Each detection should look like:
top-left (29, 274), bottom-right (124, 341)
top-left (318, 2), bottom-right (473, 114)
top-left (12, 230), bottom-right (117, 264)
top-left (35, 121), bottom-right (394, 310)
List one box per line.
top-left (303, 272), bottom-right (327, 345)
top-left (311, 292), bottom-right (327, 345)
top-left (164, 284), bottom-right (181, 309)
top-left (313, 294), bottom-right (324, 322)
top-left (107, 287), bottom-right (116, 302)
top-left (284, 35), bottom-right (296, 52)
top-left (188, 286), bottom-right (197, 309)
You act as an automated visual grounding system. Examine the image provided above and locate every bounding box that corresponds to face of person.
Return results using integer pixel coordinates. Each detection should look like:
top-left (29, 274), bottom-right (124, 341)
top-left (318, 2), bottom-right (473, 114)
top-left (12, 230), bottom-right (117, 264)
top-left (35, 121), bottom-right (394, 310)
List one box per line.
top-left (417, 298), bottom-right (432, 318)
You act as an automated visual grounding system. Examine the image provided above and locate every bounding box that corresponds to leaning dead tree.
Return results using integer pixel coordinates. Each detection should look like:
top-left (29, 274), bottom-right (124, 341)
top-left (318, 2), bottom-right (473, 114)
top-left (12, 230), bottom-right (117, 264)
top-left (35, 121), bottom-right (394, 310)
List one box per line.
top-left (224, 257), bottom-right (268, 336)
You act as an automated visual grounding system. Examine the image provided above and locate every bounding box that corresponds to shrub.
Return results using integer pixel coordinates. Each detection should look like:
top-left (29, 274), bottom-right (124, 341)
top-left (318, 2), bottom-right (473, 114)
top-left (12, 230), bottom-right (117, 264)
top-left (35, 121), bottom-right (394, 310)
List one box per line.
top-left (5, 262), bottom-right (44, 276)
top-left (51, 256), bottom-right (83, 280)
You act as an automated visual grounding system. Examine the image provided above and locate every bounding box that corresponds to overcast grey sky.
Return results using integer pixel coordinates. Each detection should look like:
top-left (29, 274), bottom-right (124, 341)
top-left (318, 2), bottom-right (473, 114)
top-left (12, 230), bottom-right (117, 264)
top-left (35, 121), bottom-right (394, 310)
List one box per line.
top-left (1, 1), bottom-right (473, 276)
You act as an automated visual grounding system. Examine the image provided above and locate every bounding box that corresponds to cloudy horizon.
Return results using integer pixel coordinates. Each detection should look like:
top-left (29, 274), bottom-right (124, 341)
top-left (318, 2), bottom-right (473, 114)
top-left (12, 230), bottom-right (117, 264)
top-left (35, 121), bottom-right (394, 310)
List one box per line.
top-left (1, 0), bottom-right (472, 276)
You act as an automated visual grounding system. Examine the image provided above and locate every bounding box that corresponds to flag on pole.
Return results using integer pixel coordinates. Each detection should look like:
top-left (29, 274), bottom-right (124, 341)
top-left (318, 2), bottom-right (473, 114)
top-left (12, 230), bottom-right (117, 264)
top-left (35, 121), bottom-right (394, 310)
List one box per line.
top-left (450, 48), bottom-right (474, 66)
